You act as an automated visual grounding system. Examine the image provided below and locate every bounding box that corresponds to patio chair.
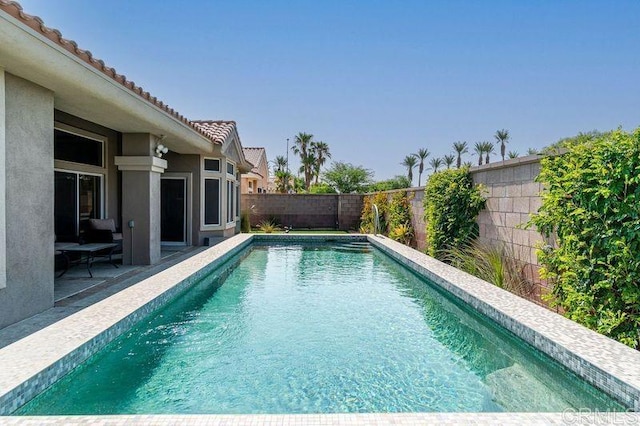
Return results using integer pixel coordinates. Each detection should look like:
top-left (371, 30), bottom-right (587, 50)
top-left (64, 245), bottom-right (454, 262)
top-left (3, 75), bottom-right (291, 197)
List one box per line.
top-left (85, 218), bottom-right (123, 253)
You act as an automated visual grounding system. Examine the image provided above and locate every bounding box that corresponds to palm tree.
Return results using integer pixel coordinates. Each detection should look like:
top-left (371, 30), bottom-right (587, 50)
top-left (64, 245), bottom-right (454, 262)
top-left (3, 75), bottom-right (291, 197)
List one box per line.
top-left (429, 157), bottom-right (443, 173)
top-left (291, 132), bottom-right (314, 191)
top-left (508, 151), bottom-right (519, 159)
top-left (402, 155), bottom-right (418, 185)
top-left (483, 142), bottom-right (495, 164)
top-left (311, 141), bottom-right (331, 184)
top-left (274, 170), bottom-right (292, 193)
top-left (443, 154), bottom-right (455, 169)
top-left (527, 148), bottom-right (540, 155)
top-left (495, 129), bottom-right (510, 161)
top-left (272, 155), bottom-right (287, 173)
top-left (414, 148), bottom-right (430, 186)
top-left (474, 142), bottom-right (485, 166)
top-left (453, 141), bottom-right (468, 168)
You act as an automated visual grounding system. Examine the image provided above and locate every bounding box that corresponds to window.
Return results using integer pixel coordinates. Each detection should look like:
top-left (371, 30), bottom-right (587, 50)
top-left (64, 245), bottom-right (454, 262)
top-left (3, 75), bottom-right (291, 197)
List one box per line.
top-left (227, 180), bottom-right (234, 223)
top-left (204, 178), bottom-right (221, 225)
top-left (235, 183), bottom-right (240, 219)
top-left (204, 158), bottom-right (220, 172)
top-left (227, 162), bottom-right (235, 176)
top-left (54, 129), bottom-right (103, 167)
top-left (54, 125), bottom-right (106, 241)
top-left (55, 171), bottom-right (102, 241)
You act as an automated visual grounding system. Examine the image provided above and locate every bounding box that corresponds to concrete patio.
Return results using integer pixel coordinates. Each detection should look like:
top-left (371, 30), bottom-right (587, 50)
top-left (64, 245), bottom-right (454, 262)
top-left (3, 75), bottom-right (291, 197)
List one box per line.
top-left (0, 245), bottom-right (207, 351)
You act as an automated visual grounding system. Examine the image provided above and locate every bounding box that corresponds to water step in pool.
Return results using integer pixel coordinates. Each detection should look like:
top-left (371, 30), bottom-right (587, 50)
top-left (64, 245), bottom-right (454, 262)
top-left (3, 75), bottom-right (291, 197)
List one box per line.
top-left (333, 242), bottom-right (372, 253)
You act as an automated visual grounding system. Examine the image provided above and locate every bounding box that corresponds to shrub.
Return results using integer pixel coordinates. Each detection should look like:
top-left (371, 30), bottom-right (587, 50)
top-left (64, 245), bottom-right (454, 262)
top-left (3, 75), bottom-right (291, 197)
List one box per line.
top-left (360, 192), bottom-right (389, 233)
top-left (387, 191), bottom-right (414, 246)
top-left (309, 183), bottom-right (337, 194)
top-left (445, 240), bottom-right (534, 298)
top-left (423, 167), bottom-right (486, 259)
top-left (240, 210), bottom-right (251, 233)
top-left (257, 220), bottom-right (279, 233)
top-left (389, 224), bottom-right (414, 246)
top-left (530, 128), bottom-right (640, 349)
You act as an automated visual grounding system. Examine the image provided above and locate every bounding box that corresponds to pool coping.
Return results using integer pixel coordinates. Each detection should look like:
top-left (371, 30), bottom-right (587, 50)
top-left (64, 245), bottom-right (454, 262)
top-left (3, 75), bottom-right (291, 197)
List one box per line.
top-left (0, 233), bottom-right (638, 422)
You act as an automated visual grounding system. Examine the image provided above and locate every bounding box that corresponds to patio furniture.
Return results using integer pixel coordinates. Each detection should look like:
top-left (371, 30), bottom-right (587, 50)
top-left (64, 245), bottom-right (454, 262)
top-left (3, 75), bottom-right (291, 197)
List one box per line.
top-left (85, 218), bottom-right (123, 253)
top-left (57, 243), bottom-right (119, 278)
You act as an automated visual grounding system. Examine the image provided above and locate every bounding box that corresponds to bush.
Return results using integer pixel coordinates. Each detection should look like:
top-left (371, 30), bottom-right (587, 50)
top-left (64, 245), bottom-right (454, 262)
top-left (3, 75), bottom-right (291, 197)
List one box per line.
top-left (360, 192), bottom-right (389, 233)
top-left (389, 224), bottom-right (414, 246)
top-left (530, 128), bottom-right (640, 349)
top-left (241, 210), bottom-right (251, 233)
top-left (257, 220), bottom-right (279, 233)
top-left (423, 167), bottom-right (486, 259)
top-left (309, 183), bottom-right (337, 194)
top-left (445, 240), bottom-right (534, 298)
top-left (387, 191), bottom-right (414, 246)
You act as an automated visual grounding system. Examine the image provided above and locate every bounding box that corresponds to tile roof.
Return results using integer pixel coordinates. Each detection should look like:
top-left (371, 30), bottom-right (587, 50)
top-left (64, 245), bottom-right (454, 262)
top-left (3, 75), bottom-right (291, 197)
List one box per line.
top-left (0, 0), bottom-right (223, 145)
top-left (191, 120), bottom-right (237, 145)
top-left (242, 147), bottom-right (266, 172)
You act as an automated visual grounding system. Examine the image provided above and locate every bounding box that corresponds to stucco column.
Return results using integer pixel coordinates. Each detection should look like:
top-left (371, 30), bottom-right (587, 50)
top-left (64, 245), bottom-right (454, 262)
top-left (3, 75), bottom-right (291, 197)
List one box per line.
top-left (115, 133), bottom-right (166, 265)
top-left (0, 68), bottom-right (6, 289)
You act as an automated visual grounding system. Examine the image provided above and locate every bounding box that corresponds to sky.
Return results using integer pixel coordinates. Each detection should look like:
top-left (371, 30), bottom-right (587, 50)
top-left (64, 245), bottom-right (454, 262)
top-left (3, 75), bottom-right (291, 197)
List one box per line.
top-left (15, 0), bottom-right (640, 183)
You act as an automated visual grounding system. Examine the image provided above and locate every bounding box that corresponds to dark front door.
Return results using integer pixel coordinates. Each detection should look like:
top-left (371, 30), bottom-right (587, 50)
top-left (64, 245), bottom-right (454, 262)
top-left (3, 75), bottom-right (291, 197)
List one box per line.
top-left (161, 178), bottom-right (186, 244)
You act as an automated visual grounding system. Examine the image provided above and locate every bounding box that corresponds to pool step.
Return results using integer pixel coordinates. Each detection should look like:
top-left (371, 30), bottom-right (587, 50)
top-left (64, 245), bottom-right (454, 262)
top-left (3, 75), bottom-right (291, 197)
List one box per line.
top-left (333, 241), bottom-right (372, 253)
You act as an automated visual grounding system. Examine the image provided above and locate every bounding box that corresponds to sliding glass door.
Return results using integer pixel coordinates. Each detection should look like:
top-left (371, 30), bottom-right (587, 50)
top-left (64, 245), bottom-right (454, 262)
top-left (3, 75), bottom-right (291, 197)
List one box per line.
top-left (54, 170), bottom-right (102, 241)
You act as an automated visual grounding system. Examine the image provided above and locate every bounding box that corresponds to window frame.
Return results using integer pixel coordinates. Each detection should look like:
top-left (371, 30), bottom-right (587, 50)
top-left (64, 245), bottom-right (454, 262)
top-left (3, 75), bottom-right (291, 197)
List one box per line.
top-left (54, 123), bottom-right (106, 169)
top-left (202, 177), bottom-right (222, 227)
top-left (203, 157), bottom-right (221, 173)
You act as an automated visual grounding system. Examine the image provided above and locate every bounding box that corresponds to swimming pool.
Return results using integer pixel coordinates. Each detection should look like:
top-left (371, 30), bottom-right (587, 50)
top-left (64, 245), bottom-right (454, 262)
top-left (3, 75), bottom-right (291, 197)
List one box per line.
top-left (15, 242), bottom-right (624, 414)
top-left (1, 234), bottom-right (638, 420)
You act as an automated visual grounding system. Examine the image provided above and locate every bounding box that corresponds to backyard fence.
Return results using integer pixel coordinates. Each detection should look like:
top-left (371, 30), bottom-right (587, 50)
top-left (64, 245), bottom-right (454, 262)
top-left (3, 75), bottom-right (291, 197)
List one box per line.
top-left (242, 193), bottom-right (363, 231)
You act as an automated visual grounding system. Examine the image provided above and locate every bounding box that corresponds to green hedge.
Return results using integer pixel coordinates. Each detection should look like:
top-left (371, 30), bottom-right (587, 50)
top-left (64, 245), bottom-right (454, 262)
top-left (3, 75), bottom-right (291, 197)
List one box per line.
top-left (423, 167), bottom-right (485, 259)
top-left (531, 128), bottom-right (640, 349)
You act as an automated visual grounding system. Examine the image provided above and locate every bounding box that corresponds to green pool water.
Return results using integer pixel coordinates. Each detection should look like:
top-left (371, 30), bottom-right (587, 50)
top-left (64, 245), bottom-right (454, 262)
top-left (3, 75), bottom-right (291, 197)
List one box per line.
top-left (17, 244), bottom-right (623, 414)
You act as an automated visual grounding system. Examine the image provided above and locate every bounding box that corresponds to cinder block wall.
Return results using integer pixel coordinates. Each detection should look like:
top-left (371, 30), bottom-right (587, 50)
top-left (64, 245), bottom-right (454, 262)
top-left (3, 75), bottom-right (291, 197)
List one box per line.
top-left (245, 156), bottom-right (549, 286)
top-left (396, 155), bottom-right (550, 295)
top-left (471, 156), bottom-right (546, 269)
top-left (243, 194), bottom-right (363, 231)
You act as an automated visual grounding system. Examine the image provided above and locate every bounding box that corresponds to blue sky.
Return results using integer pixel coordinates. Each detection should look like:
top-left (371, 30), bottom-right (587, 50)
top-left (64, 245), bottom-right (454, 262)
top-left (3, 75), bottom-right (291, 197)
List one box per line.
top-left (16, 0), bottom-right (640, 182)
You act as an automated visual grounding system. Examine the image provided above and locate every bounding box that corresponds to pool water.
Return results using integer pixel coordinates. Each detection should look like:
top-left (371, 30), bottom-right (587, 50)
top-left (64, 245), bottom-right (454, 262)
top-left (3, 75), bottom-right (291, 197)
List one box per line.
top-left (17, 245), bottom-right (623, 414)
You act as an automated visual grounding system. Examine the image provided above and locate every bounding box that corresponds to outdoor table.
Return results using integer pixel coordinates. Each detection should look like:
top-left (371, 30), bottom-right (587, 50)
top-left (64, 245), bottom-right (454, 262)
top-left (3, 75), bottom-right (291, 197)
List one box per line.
top-left (57, 243), bottom-right (119, 278)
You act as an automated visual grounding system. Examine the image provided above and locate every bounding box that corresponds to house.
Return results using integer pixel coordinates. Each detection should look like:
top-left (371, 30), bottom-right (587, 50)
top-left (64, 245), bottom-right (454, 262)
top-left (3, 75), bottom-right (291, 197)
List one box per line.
top-left (240, 147), bottom-right (269, 194)
top-left (0, 2), bottom-right (252, 328)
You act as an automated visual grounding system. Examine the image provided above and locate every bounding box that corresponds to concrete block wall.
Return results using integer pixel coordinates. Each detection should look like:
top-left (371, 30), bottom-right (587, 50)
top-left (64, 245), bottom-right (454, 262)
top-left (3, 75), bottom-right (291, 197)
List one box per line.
top-left (470, 156), bottom-right (546, 271)
top-left (243, 194), bottom-right (363, 231)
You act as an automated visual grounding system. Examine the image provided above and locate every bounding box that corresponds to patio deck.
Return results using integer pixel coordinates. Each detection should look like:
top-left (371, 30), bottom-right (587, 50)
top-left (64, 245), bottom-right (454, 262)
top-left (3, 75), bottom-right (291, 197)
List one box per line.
top-left (0, 246), bottom-right (206, 351)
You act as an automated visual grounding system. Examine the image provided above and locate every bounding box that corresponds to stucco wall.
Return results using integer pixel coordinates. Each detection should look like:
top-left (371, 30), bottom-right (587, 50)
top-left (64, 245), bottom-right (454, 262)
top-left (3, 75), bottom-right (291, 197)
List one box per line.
top-left (54, 110), bottom-right (121, 226)
top-left (0, 70), bottom-right (6, 290)
top-left (243, 194), bottom-right (363, 231)
top-left (165, 152), bottom-right (239, 245)
top-left (0, 73), bottom-right (54, 328)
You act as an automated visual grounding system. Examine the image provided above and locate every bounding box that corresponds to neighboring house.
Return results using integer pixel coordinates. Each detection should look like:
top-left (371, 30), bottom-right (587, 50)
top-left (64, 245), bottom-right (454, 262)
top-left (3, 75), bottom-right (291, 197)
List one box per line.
top-left (240, 147), bottom-right (269, 194)
top-left (0, 2), bottom-right (252, 328)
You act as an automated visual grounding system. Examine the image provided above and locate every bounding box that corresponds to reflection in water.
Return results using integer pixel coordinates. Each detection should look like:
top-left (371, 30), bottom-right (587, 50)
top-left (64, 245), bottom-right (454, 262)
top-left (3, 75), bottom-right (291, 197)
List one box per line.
top-left (18, 245), bottom-right (623, 415)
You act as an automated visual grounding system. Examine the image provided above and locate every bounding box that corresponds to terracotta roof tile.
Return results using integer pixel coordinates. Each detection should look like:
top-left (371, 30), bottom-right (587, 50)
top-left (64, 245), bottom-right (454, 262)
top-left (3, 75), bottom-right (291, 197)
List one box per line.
top-left (242, 147), bottom-right (265, 168)
top-left (191, 120), bottom-right (237, 145)
top-left (242, 147), bottom-right (266, 176)
top-left (0, 0), bottom-right (223, 145)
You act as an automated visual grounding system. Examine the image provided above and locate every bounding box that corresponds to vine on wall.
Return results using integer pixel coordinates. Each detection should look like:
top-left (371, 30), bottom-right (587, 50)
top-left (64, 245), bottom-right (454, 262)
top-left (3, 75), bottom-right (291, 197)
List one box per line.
top-left (423, 167), bottom-right (486, 259)
top-left (530, 128), bottom-right (640, 349)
